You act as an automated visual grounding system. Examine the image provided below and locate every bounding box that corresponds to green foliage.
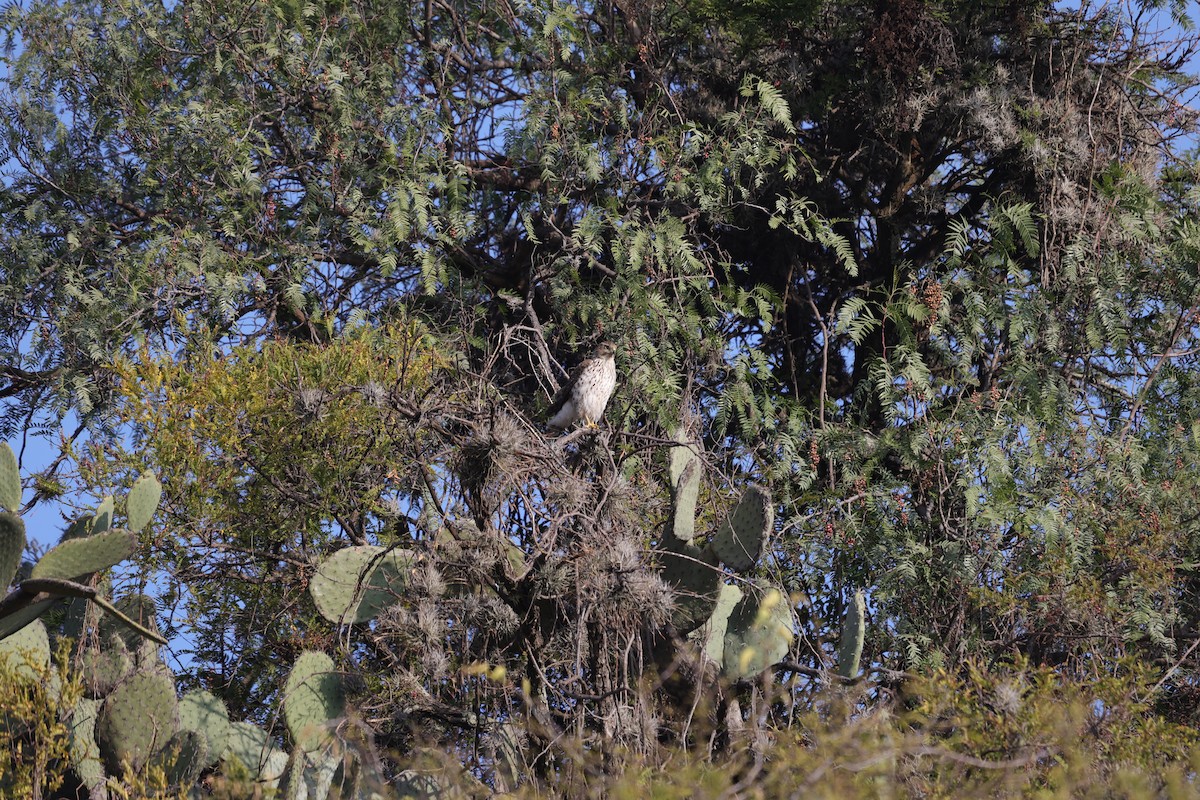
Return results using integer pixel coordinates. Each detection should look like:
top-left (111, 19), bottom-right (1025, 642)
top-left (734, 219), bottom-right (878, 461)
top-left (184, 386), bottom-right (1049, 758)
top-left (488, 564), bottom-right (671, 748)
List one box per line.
top-left (0, 644), bottom-right (80, 800)
top-left (2, 0), bottom-right (1200, 794)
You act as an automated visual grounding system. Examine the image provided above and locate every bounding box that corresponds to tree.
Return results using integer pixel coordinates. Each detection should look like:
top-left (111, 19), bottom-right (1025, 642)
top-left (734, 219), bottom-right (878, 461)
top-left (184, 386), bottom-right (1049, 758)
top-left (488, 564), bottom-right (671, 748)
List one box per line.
top-left (3, 0), bottom-right (1200, 794)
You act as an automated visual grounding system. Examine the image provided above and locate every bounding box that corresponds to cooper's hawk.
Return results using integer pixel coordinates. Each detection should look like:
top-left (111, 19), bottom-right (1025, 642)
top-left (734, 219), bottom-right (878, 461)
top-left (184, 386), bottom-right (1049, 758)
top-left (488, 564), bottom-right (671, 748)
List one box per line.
top-left (546, 341), bottom-right (617, 429)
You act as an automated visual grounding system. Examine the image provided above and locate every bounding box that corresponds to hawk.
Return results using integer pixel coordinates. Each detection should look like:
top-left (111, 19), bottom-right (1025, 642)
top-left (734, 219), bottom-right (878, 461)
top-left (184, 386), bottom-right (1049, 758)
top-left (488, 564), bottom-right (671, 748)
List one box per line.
top-left (547, 341), bottom-right (617, 429)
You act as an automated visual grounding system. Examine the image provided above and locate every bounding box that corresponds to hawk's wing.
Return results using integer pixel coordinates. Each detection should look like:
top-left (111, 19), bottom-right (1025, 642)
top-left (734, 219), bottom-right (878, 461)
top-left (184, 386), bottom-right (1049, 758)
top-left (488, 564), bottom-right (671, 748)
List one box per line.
top-left (546, 359), bottom-right (587, 420)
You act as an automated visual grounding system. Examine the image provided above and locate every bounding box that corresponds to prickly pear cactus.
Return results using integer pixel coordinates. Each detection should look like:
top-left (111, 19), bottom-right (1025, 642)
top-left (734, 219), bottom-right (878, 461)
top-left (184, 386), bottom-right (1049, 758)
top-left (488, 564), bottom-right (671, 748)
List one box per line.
top-left (0, 443), bottom-right (19, 514)
top-left (709, 485), bottom-right (771, 573)
top-left (91, 496), bottom-right (115, 535)
top-left (81, 643), bottom-right (135, 698)
top-left (150, 728), bottom-right (210, 787)
top-left (721, 585), bottom-right (795, 681)
top-left (225, 720), bottom-right (289, 785)
top-left (30, 528), bottom-right (136, 581)
top-left (309, 545), bottom-right (413, 624)
top-left (837, 589), bottom-right (866, 680)
top-left (178, 689), bottom-right (232, 767)
top-left (659, 535), bottom-right (721, 634)
top-left (61, 514), bottom-right (95, 542)
top-left (693, 583), bottom-right (743, 665)
top-left (0, 511), bottom-right (26, 590)
top-left (125, 470), bottom-right (163, 532)
top-left (284, 650), bottom-right (345, 752)
top-left (666, 428), bottom-right (702, 544)
top-left (0, 617), bottom-right (49, 680)
top-left (68, 697), bottom-right (106, 796)
top-left (97, 671), bottom-right (178, 774)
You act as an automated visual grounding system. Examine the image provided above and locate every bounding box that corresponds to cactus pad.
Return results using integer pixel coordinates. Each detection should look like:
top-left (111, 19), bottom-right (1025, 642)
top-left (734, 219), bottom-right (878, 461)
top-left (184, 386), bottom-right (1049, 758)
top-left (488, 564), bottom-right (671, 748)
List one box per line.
top-left (0, 510), bottom-right (26, 590)
top-left (61, 514), bottom-right (95, 542)
top-left (667, 429), bottom-right (702, 544)
top-left (283, 650), bottom-right (345, 751)
top-left (69, 697), bottom-right (106, 794)
top-left (225, 721), bottom-right (289, 784)
top-left (659, 536), bottom-right (722, 634)
top-left (837, 589), bottom-right (866, 680)
top-left (151, 728), bottom-right (210, 787)
top-left (178, 689), bottom-right (232, 766)
top-left (690, 582), bottom-right (743, 665)
top-left (31, 528), bottom-right (136, 581)
top-left (309, 545), bottom-right (413, 624)
top-left (91, 496), bottom-right (115, 534)
top-left (97, 671), bottom-right (178, 774)
top-left (0, 443), bottom-right (19, 514)
top-left (0, 617), bottom-right (49, 680)
top-left (721, 585), bottom-right (794, 680)
top-left (82, 645), bottom-right (135, 698)
top-left (709, 485), bottom-right (772, 573)
top-left (126, 471), bottom-right (162, 532)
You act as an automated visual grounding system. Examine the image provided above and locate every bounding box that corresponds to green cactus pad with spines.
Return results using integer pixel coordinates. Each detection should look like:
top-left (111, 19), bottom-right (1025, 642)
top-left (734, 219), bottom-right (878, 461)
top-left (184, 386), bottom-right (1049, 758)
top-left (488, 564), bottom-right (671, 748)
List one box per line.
top-left (0, 596), bottom-right (62, 640)
top-left (69, 697), bottom-right (106, 795)
top-left (0, 617), bottom-right (49, 680)
top-left (709, 485), bottom-right (772, 573)
top-left (309, 545), bottom-right (413, 624)
top-left (97, 671), bottom-right (178, 774)
top-left (277, 746), bottom-right (308, 799)
top-left (125, 470), bottom-right (162, 533)
top-left (659, 535), bottom-right (722, 634)
top-left (30, 528), bottom-right (136, 581)
top-left (178, 689), bottom-right (232, 766)
top-left (667, 429), bottom-right (701, 544)
top-left (305, 746), bottom-right (343, 800)
top-left (690, 582), bottom-right (743, 665)
top-left (0, 443), bottom-right (19, 514)
top-left (837, 589), bottom-right (866, 680)
top-left (721, 585), bottom-right (795, 680)
top-left (99, 593), bottom-right (160, 651)
top-left (91, 495), bottom-right (115, 534)
top-left (61, 514), bottom-right (95, 542)
top-left (225, 721), bottom-right (289, 784)
top-left (151, 728), bottom-right (210, 788)
top-left (82, 645), bottom-right (135, 698)
top-left (284, 650), bottom-right (345, 752)
top-left (0, 511), bottom-right (26, 590)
